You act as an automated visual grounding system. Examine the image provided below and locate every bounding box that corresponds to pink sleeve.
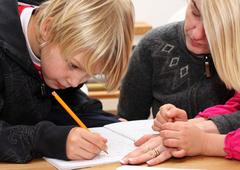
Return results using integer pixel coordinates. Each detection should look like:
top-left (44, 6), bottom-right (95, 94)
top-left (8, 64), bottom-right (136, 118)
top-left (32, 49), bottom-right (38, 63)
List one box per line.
top-left (224, 128), bottom-right (240, 160)
top-left (196, 92), bottom-right (240, 118)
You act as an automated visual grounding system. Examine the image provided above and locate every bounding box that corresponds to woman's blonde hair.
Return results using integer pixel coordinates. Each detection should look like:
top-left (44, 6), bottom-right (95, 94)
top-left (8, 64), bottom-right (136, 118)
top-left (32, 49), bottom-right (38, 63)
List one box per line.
top-left (36, 0), bottom-right (134, 90)
top-left (201, 0), bottom-right (240, 91)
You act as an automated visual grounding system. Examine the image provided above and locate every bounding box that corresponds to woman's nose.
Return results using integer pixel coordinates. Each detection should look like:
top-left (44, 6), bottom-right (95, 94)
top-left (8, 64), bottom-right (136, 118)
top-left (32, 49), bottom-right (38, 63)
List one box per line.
top-left (192, 23), bottom-right (206, 41)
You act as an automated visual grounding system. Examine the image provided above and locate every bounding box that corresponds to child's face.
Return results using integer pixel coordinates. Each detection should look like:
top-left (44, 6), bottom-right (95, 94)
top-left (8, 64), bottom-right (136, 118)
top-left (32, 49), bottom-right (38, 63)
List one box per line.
top-left (184, 0), bottom-right (210, 55)
top-left (40, 43), bottom-right (91, 89)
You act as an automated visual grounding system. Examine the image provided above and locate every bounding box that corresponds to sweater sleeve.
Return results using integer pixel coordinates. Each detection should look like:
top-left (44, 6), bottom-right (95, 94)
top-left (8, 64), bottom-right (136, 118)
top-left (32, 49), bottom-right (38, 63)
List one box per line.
top-left (209, 111), bottom-right (240, 134)
top-left (117, 35), bottom-right (153, 120)
top-left (196, 92), bottom-right (240, 118)
top-left (0, 119), bottom-right (72, 163)
top-left (224, 128), bottom-right (240, 160)
top-left (50, 87), bottom-right (120, 127)
top-left (18, 0), bottom-right (44, 5)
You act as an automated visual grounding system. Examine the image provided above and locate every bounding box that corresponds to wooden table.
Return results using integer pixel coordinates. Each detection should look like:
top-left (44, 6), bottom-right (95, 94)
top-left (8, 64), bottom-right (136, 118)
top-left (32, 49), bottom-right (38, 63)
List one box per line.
top-left (0, 156), bottom-right (239, 170)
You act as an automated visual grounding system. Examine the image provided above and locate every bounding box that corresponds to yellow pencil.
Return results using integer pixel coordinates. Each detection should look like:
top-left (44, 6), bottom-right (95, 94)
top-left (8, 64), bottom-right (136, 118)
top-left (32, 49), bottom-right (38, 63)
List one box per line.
top-left (51, 91), bottom-right (89, 130)
top-left (51, 91), bottom-right (108, 154)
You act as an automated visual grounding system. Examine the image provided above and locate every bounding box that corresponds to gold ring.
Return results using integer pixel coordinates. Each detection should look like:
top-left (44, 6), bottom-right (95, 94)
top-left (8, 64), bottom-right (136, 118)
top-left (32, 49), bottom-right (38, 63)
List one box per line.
top-left (152, 148), bottom-right (161, 158)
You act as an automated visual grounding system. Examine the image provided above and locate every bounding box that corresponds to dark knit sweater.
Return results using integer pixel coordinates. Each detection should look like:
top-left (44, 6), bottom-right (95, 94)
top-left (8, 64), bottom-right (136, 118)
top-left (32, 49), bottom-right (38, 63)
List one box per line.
top-left (0, 0), bottom-right (119, 163)
top-left (118, 22), bottom-right (234, 120)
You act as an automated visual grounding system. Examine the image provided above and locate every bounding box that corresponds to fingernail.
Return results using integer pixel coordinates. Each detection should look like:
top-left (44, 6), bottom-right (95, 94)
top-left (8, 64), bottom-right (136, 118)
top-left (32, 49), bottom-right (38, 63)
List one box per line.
top-left (128, 158), bottom-right (134, 162)
top-left (120, 159), bottom-right (127, 164)
top-left (147, 160), bottom-right (153, 165)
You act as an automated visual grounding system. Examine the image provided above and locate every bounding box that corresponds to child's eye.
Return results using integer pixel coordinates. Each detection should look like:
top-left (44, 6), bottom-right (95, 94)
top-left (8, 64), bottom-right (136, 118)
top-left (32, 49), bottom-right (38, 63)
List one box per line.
top-left (70, 63), bottom-right (78, 69)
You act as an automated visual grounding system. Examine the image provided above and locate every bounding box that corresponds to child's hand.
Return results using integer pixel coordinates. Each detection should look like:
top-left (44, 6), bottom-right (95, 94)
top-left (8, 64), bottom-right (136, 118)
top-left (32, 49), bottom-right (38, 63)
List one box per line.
top-left (160, 121), bottom-right (207, 157)
top-left (152, 104), bottom-right (188, 131)
top-left (66, 127), bottom-right (107, 160)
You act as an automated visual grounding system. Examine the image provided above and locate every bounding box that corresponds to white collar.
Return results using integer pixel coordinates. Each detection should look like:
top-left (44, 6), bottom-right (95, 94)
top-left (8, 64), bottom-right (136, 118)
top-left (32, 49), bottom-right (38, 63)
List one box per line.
top-left (20, 7), bottom-right (41, 67)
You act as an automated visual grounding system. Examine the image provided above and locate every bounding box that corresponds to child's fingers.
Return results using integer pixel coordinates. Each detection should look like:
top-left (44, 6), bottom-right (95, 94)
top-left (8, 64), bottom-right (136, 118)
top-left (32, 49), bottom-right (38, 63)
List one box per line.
top-left (66, 128), bottom-right (103, 160)
top-left (72, 146), bottom-right (100, 160)
top-left (154, 104), bottom-right (177, 129)
top-left (165, 108), bottom-right (185, 122)
top-left (69, 128), bottom-right (108, 153)
top-left (155, 112), bottom-right (168, 124)
top-left (91, 132), bottom-right (108, 143)
top-left (161, 122), bottom-right (179, 131)
top-left (171, 149), bottom-right (186, 158)
top-left (67, 153), bottom-right (85, 160)
top-left (152, 118), bottom-right (163, 131)
top-left (85, 134), bottom-right (107, 151)
top-left (158, 104), bottom-right (176, 122)
top-left (79, 137), bottom-right (102, 154)
top-left (152, 124), bottom-right (161, 132)
top-left (160, 130), bottom-right (180, 139)
top-left (82, 131), bottom-right (108, 152)
top-left (163, 138), bottom-right (180, 148)
top-left (160, 104), bottom-right (176, 113)
top-left (168, 108), bottom-right (188, 121)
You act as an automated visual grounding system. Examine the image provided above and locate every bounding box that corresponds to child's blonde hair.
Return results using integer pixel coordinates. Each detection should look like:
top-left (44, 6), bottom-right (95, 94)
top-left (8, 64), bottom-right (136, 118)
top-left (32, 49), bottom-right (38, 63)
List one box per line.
top-left (201, 0), bottom-right (240, 91)
top-left (36, 0), bottom-right (134, 90)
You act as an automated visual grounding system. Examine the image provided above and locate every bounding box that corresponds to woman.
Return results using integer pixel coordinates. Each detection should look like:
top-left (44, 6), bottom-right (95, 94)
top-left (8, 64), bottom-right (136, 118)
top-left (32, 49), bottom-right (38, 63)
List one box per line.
top-left (121, 0), bottom-right (240, 166)
top-left (117, 0), bottom-right (234, 121)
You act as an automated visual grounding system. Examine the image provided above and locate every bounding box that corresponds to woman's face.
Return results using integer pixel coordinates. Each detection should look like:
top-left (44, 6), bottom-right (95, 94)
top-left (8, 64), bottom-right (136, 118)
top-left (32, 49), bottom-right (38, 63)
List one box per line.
top-left (184, 0), bottom-right (210, 55)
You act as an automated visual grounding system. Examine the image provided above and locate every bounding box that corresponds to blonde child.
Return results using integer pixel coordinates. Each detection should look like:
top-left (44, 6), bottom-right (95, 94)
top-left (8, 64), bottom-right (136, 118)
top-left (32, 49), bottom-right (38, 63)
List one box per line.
top-left (0, 0), bottom-right (134, 163)
top-left (121, 0), bottom-right (240, 165)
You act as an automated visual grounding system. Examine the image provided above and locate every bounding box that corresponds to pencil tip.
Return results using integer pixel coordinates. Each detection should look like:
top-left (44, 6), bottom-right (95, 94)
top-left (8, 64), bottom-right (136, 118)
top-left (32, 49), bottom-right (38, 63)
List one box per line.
top-left (104, 150), bottom-right (108, 154)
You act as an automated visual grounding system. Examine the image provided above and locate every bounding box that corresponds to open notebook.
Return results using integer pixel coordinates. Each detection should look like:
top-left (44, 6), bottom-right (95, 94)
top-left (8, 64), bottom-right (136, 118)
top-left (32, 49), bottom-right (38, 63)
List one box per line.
top-left (44, 119), bottom-right (157, 170)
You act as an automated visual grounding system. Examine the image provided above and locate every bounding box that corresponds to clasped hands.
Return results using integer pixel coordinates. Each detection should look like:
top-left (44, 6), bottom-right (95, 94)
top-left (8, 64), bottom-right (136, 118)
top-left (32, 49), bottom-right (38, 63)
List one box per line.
top-left (121, 104), bottom-right (207, 166)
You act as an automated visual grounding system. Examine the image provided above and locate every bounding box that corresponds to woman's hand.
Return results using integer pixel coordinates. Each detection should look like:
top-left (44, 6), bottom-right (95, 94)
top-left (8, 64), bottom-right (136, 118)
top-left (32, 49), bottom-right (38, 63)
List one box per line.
top-left (120, 134), bottom-right (172, 166)
top-left (66, 127), bottom-right (107, 160)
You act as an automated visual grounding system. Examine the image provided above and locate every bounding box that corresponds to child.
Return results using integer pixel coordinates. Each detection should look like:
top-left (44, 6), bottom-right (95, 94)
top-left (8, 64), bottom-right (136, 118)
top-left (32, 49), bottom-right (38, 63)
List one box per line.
top-left (0, 0), bottom-right (134, 163)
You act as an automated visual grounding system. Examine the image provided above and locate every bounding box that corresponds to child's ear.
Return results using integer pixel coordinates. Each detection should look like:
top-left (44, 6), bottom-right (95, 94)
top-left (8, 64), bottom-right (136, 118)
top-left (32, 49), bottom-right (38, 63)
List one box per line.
top-left (40, 17), bottom-right (53, 41)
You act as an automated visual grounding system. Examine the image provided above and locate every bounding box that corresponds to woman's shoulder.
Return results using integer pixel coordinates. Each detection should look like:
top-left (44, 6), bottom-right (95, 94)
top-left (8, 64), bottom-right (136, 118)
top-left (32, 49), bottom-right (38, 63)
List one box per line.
top-left (145, 21), bottom-right (183, 40)
top-left (138, 21), bottom-right (184, 47)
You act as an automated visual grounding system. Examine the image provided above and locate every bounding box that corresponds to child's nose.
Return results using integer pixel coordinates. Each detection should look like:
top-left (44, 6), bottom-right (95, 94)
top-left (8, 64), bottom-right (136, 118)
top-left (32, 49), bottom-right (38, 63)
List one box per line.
top-left (69, 75), bottom-right (90, 87)
top-left (69, 80), bottom-right (80, 88)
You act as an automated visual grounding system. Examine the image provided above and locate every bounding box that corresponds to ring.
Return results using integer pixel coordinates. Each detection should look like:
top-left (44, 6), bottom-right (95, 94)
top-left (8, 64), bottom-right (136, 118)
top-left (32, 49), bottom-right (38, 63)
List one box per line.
top-left (152, 148), bottom-right (161, 158)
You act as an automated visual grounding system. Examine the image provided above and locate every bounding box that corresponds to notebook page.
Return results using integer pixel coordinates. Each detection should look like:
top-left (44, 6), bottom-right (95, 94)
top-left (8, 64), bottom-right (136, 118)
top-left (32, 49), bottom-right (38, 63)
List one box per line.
top-left (104, 119), bottom-right (158, 141)
top-left (44, 127), bottom-right (136, 170)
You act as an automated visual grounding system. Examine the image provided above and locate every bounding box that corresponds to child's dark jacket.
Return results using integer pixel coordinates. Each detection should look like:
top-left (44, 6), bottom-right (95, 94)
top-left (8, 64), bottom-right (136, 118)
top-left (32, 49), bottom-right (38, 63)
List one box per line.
top-left (0, 0), bottom-right (119, 163)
